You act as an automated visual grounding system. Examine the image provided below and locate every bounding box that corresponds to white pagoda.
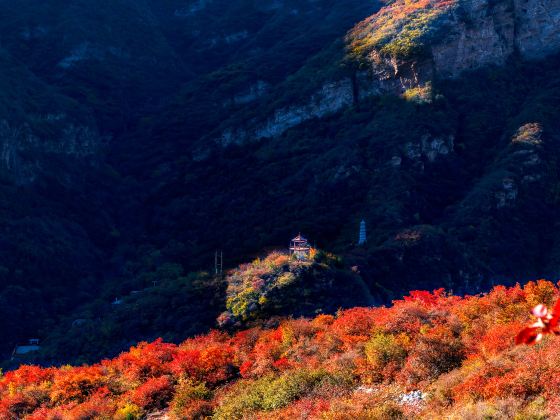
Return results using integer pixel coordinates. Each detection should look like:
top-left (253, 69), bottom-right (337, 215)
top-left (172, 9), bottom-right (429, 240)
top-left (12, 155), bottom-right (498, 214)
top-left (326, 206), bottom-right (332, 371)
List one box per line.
top-left (358, 219), bottom-right (367, 245)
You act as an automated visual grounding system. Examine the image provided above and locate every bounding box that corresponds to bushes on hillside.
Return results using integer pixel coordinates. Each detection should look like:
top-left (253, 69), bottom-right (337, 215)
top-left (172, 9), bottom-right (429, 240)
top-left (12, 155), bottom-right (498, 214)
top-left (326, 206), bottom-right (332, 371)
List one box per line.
top-left (346, 0), bottom-right (459, 61)
top-left (219, 250), bottom-right (344, 327)
top-left (3, 280), bottom-right (560, 418)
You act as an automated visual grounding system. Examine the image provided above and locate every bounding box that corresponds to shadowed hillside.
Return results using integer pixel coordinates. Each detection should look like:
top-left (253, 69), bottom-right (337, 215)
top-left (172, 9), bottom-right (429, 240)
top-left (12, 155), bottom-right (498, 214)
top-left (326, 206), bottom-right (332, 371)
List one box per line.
top-left (3, 0), bottom-right (560, 370)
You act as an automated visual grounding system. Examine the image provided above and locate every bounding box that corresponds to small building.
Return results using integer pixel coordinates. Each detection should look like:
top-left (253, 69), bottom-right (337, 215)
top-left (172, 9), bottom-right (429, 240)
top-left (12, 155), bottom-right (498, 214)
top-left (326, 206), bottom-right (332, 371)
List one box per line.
top-left (290, 234), bottom-right (311, 260)
top-left (13, 339), bottom-right (41, 357)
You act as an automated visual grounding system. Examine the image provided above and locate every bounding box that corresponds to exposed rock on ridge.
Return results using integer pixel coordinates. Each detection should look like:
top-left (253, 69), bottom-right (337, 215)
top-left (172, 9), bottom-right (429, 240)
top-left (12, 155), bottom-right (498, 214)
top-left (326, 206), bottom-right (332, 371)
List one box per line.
top-left (217, 0), bottom-right (560, 147)
top-left (351, 0), bottom-right (560, 91)
top-left (219, 79), bottom-right (354, 146)
top-left (0, 118), bottom-right (103, 185)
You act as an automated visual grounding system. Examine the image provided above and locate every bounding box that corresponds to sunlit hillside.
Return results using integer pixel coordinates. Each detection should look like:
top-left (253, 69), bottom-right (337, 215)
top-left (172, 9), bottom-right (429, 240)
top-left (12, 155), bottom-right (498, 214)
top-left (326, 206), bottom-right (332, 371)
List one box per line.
top-left (2, 280), bottom-right (559, 419)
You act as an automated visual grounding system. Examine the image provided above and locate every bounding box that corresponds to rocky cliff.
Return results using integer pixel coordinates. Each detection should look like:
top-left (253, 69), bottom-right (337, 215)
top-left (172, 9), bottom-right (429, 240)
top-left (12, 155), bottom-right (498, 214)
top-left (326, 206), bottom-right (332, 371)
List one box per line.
top-left (0, 118), bottom-right (102, 185)
top-left (349, 0), bottom-right (560, 92)
top-left (0, 50), bottom-right (104, 185)
top-left (217, 0), bottom-right (560, 146)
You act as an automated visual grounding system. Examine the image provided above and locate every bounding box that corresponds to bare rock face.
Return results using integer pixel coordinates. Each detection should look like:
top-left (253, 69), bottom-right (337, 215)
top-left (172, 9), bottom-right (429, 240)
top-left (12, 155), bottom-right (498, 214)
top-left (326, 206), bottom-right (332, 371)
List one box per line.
top-left (356, 0), bottom-right (560, 92)
top-left (219, 79), bottom-right (354, 146)
top-left (0, 116), bottom-right (104, 185)
top-left (431, 0), bottom-right (516, 78)
top-left (214, 0), bottom-right (560, 148)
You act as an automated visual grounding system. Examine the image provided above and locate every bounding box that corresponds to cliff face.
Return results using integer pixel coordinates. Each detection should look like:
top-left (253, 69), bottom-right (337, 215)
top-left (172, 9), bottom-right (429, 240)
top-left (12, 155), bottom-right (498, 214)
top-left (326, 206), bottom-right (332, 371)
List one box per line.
top-left (218, 0), bottom-right (560, 146)
top-left (352, 0), bottom-right (560, 92)
top-left (0, 118), bottom-right (102, 185)
top-left (219, 79), bottom-right (355, 146)
top-left (0, 50), bottom-right (104, 185)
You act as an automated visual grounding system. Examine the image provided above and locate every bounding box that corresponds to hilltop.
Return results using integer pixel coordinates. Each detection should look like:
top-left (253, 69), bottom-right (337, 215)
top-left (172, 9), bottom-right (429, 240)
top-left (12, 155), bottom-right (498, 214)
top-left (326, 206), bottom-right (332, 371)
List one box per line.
top-left (218, 250), bottom-right (373, 328)
top-left (2, 280), bottom-right (560, 418)
top-left (347, 0), bottom-right (560, 93)
top-left (7, 250), bottom-right (371, 368)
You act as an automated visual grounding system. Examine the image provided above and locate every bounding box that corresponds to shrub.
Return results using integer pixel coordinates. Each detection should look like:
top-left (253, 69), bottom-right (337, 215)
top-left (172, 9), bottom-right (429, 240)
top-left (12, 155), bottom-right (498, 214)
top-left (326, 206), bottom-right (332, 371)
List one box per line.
top-left (114, 403), bottom-right (144, 420)
top-left (169, 379), bottom-right (212, 419)
top-left (364, 332), bottom-right (408, 382)
top-left (214, 370), bottom-right (339, 419)
top-left (130, 376), bottom-right (174, 411)
top-left (400, 323), bottom-right (464, 384)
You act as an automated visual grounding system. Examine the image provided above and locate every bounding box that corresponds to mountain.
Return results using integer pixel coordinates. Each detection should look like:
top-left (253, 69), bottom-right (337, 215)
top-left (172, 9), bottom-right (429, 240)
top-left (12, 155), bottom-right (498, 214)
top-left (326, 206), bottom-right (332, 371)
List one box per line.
top-left (0, 0), bottom-right (380, 363)
top-left (2, 280), bottom-right (559, 419)
top-left (3, 0), bottom-right (560, 368)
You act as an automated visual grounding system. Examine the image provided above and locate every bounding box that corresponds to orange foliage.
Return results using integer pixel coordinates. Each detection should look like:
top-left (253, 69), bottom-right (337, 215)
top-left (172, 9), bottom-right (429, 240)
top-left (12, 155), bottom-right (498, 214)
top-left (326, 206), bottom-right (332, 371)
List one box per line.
top-left (2, 281), bottom-right (560, 418)
top-left (130, 376), bottom-right (174, 411)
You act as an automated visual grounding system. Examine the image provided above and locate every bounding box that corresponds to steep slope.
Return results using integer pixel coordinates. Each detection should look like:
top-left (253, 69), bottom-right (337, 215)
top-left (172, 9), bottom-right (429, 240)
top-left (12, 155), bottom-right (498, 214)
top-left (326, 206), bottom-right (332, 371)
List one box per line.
top-left (0, 48), bottom-right (103, 183)
top-left (0, 0), bottom-right (380, 364)
top-left (113, 0), bottom-right (381, 168)
top-left (0, 0), bottom-right (184, 132)
top-left (0, 47), bottom-right (119, 362)
top-left (147, 0), bottom-right (379, 78)
top-left (213, 0), bottom-right (560, 145)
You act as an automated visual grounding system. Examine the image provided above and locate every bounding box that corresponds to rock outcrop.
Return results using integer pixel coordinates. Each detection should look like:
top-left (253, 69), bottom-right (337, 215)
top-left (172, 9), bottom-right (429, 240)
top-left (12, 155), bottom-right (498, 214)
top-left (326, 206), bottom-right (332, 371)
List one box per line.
top-left (0, 117), bottom-right (103, 185)
top-left (219, 79), bottom-right (355, 146)
top-left (0, 49), bottom-right (105, 185)
top-left (350, 0), bottom-right (560, 92)
top-left (217, 0), bottom-right (560, 147)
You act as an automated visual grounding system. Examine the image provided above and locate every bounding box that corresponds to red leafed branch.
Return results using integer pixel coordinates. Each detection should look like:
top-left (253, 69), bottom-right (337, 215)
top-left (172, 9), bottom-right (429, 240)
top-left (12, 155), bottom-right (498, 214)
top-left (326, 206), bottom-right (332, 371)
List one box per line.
top-left (515, 301), bottom-right (560, 345)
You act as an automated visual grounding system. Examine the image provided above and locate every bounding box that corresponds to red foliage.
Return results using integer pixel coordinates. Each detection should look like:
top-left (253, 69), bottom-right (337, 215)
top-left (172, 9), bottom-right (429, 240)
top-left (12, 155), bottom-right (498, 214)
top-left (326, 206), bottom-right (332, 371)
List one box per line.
top-left (475, 322), bottom-right (522, 357)
top-left (114, 339), bottom-right (177, 382)
top-left (516, 300), bottom-right (560, 345)
top-left (49, 366), bottom-right (106, 405)
top-left (4, 281), bottom-right (560, 418)
top-left (403, 288), bottom-right (447, 307)
top-left (170, 344), bottom-right (235, 385)
top-left (272, 357), bottom-right (292, 371)
top-left (130, 376), bottom-right (174, 411)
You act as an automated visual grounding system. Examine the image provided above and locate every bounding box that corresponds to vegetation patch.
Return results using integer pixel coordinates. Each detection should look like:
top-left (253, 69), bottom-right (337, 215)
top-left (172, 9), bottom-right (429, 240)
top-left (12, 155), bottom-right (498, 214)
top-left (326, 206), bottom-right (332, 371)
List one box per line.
top-left (3, 281), bottom-right (560, 418)
top-left (346, 0), bottom-right (459, 61)
top-left (219, 250), bottom-right (343, 326)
